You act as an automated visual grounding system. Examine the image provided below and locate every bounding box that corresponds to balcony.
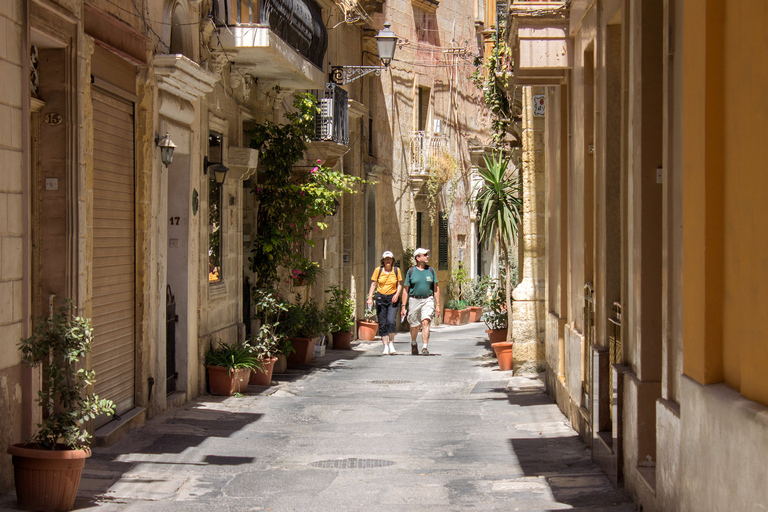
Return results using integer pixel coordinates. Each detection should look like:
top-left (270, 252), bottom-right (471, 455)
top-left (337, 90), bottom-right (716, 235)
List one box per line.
top-left (508, 0), bottom-right (570, 86)
top-left (409, 130), bottom-right (449, 192)
top-left (211, 0), bottom-right (327, 89)
top-left (305, 83), bottom-right (349, 166)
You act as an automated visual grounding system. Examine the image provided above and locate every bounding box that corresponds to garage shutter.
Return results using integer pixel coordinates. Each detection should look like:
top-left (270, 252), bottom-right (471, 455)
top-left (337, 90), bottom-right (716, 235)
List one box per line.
top-left (91, 87), bottom-right (136, 425)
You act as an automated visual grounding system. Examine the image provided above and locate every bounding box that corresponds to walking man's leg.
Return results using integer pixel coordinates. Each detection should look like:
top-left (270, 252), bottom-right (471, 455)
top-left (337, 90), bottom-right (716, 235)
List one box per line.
top-left (421, 318), bottom-right (431, 355)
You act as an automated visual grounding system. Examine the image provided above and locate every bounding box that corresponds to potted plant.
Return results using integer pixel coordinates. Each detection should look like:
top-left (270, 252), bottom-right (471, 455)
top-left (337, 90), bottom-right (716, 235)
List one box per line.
top-left (205, 340), bottom-right (262, 396)
top-left (9, 300), bottom-right (115, 512)
top-left (291, 257), bottom-right (323, 287)
top-left (324, 285), bottom-right (355, 350)
top-left (357, 306), bottom-right (378, 341)
top-left (248, 289), bottom-right (288, 385)
top-left (278, 298), bottom-right (323, 365)
top-left (466, 275), bottom-right (493, 323)
top-left (484, 281), bottom-right (512, 356)
top-left (443, 299), bottom-right (470, 325)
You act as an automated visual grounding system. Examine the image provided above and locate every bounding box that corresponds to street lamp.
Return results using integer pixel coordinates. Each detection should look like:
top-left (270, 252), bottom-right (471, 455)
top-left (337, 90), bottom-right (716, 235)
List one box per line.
top-left (204, 157), bottom-right (229, 184)
top-left (155, 132), bottom-right (176, 166)
top-left (331, 22), bottom-right (398, 85)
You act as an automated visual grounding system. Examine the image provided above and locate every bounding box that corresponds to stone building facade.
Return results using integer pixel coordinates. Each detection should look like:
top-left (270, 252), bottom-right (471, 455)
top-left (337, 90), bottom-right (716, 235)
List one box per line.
top-left (0, 0), bottom-right (495, 491)
top-left (508, 0), bottom-right (768, 510)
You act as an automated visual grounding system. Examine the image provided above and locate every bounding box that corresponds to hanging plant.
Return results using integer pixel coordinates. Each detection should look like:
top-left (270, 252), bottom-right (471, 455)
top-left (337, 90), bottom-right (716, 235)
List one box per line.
top-left (425, 152), bottom-right (460, 225)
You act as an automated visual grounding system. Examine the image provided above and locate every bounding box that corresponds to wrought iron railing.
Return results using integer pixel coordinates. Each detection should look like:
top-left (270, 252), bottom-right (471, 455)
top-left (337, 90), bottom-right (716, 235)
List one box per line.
top-left (608, 301), bottom-right (622, 427)
top-left (313, 83), bottom-right (349, 145)
top-left (212, 0), bottom-right (327, 68)
top-left (409, 131), bottom-right (449, 176)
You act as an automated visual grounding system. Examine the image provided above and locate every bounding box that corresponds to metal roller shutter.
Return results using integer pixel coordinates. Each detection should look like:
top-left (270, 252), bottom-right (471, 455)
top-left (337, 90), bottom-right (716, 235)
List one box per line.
top-left (91, 87), bottom-right (136, 425)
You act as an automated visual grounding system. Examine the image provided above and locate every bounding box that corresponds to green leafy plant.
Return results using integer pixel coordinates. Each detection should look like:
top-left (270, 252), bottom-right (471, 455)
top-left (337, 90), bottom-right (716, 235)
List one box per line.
top-left (276, 298), bottom-right (325, 339)
top-left (248, 93), bottom-right (366, 287)
top-left (205, 340), bottom-right (263, 373)
top-left (465, 275), bottom-right (494, 307)
top-left (324, 286), bottom-right (355, 332)
top-left (483, 280), bottom-right (509, 330)
top-left (247, 288), bottom-right (289, 360)
top-left (291, 258), bottom-right (324, 287)
top-left (362, 306), bottom-right (378, 323)
top-left (473, 151), bottom-right (522, 341)
top-left (444, 299), bottom-right (468, 310)
top-left (298, 299), bottom-right (325, 338)
top-left (18, 300), bottom-right (115, 449)
top-left (446, 261), bottom-right (470, 302)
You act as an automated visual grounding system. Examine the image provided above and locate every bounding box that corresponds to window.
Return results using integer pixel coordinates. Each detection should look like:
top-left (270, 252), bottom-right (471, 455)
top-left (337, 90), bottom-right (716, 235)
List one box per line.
top-left (368, 118), bottom-right (374, 156)
top-left (208, 132), bottom-right (223, 282)
top-left (438, 211), bottom-right (448, 270)
top-left (418, 87), bottom-right (430, 131)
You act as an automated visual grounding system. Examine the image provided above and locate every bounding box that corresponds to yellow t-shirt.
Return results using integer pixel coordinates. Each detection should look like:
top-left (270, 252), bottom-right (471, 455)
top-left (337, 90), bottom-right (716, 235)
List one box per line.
top-left (370, 267), bottom-right (402, 295)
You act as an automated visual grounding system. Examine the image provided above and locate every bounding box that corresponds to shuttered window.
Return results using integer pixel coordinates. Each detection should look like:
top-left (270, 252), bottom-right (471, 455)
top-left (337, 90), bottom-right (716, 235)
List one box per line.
top-left (91, 88), bottom-right (136, 424)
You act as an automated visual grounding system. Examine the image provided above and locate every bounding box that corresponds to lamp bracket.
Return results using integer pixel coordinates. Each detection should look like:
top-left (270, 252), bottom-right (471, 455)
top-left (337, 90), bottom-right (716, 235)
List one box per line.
top-left (331, 65), bottom-right (386, 85)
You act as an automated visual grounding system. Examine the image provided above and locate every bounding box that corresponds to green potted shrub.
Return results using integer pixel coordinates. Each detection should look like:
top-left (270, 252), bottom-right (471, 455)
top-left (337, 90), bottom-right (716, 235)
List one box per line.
top-left (358, 305), bottom-right (378, 341)
top-left (9, 300), bottom-right (115, 512)
top-left (248, 288), bottom-right (288, 385)
top-left (324, 285), bottom-right (355, 350)
top-left (484, 281), bottom-right (510, 345)
top-left (205, 340), bottom-right (262, 396)
top-left (443, 263), bottom-right (471, 325)
top-left (279, 298), bottom-right (323, 365)
top-left (466, 275), bottom-right (493, 322)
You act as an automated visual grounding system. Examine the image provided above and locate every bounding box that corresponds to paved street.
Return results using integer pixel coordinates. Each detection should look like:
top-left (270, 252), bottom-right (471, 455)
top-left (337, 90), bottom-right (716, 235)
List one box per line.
top-left (1, 323), bottom-right (634, 511)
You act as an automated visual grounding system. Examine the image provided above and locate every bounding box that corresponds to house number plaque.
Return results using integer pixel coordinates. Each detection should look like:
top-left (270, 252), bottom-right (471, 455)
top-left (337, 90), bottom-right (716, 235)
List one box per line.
top-left (44, 113), bottom-right (63, 126)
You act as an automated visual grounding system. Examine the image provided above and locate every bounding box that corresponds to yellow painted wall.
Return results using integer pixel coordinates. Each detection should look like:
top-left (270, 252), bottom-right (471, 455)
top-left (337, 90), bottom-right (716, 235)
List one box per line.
top-left (684, 0), bottom-right (768, 407)
top-left (722, 0), bottom-right (768, 406)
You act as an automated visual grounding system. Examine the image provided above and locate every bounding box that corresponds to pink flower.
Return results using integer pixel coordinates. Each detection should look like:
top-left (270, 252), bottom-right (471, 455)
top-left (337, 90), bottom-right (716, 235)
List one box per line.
top-left (316, 159), bottom-right (322, 164)
top-left (290, 223), bottom-right (294, 227)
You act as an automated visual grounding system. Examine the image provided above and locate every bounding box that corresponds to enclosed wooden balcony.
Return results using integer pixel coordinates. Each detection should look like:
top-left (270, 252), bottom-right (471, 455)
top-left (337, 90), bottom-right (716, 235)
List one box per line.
top-left (508, 0), bottom-right (570, 86)
top-left (211, 0), bottom-right (327, 89)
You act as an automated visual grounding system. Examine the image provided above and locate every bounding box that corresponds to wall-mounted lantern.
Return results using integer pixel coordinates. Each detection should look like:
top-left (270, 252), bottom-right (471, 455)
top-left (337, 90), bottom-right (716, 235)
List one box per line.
top-left (331, 22), bottom-right (398, 85)
top-left (204, 157), bottom-right (229, 184)
top-left (155, 132), bottom-right (176, 166)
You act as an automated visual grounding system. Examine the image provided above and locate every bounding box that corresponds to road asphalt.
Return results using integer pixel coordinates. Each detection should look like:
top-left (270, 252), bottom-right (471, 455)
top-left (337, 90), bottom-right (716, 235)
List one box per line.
top-left (0, 322), bottom-right (635, 511)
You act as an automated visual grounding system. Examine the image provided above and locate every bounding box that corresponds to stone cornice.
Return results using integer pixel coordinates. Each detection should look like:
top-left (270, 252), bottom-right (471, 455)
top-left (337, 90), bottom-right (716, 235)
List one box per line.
top-left (153, 54), bottom-right (217, 102)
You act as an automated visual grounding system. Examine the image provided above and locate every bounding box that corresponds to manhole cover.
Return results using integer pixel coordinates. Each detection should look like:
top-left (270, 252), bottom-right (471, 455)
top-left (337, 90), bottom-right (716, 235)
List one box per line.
top-left (470, 380), bottom-right (509, 394)
top-left (310, 458), bottom-right (395, 469)
top-left (368, 380), bottom-right (412, 384)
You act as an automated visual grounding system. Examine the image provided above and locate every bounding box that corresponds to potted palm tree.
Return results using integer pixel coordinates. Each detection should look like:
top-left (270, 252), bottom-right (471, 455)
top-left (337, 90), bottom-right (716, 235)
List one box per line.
top-left (9, 300), bottom-right (115, 512)
top-left (205, 340), bottom-right (262, 395)
top-left (473, 151), bottom-right (522, 344)
top-left (324, 285), bottom-right (355, 350)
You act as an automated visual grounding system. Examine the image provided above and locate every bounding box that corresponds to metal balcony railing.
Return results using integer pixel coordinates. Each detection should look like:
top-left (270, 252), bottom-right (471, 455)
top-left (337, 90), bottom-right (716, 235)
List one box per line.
top-left (582, 282), bottom-right (595, 412)
top-left (313, 83), bottom-right (349, 145)
top-left (212, 0), bottom-right (327, 68)
top-left (409, 131), bottom-right (449, 176)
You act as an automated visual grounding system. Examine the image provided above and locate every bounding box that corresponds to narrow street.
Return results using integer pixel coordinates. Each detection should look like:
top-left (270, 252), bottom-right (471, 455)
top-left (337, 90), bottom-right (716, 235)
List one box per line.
top-left (2, 323), bottom-right (634, 512)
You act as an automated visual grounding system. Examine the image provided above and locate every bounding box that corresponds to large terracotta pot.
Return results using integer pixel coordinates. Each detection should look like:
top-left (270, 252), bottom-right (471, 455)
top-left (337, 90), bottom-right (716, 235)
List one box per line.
top-left (443, 308), bottom-right (470, 325)
top-left (207, 365), bottom-right (250, 396)
top-left (357, 320), bottom-right (378, 341)
top-left (486, 328), bottom-right (509, 344)
top-left (491, 341), bottom-right (515, 371)
top-left (8, 443), bottom-right (90, 512)
top-left (287, 337), bottom-right (314, 365)
top-left (333, 331), bottom-right (352, 350)
top-left (249, 356), bottom-right (278, 386)
top-left (468, 306), bottom-right (483, 323)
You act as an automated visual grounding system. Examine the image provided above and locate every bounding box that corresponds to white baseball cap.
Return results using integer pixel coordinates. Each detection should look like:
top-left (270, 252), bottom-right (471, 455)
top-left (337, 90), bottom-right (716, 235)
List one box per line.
top-left (413, 248), bottom-right (430, 257)
top-left (381, 251), bottom-right (394, 259)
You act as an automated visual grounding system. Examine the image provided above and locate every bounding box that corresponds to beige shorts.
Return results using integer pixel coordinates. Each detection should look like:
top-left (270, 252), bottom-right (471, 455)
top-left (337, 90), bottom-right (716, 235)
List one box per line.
top-left (407, 296), bottom-right (435, 327)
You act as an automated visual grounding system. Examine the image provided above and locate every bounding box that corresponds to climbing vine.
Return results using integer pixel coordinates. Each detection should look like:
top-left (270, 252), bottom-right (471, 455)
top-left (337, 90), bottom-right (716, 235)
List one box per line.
top-left (425, 152), bottom-right (459, 225)
top-left (248, 93), bottom-right (365, 288)
top-left (471, 32), bottom-right (517, 150)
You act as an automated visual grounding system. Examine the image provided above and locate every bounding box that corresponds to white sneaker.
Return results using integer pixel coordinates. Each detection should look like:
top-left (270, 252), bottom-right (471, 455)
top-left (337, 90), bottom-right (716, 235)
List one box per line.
top-left (388, 342), bottom-right (396, 355)
top-left (382, 345), bottom-right (390, 355)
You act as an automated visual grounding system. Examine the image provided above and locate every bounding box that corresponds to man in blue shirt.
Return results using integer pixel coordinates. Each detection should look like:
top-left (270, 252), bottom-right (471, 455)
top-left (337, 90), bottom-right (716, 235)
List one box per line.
top-left (401, 248), bottom-right (441, 355)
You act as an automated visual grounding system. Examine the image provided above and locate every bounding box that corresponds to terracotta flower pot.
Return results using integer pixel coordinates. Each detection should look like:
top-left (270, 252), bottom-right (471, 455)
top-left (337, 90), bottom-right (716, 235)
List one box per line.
top-left (444, 308), bottom-right (471, 325)
top-left (8, 443), bottom-right (90, 512)
top-left (357, 320), bottom-right (378, 341)
top-left (492, 341), bottom-right (515, 371)
top-left (333, 331), bottom-right (352, 350)
top-left (468, 306), bottom-right (483, 323)
top-left (249, 357), bottom-right (277, 386)
top-left (486, 328), bottom-right (509, 344)
top-left (287, 337), bottom-right (314, 365)
top-left (207, 365), bottom-right (250, 396)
